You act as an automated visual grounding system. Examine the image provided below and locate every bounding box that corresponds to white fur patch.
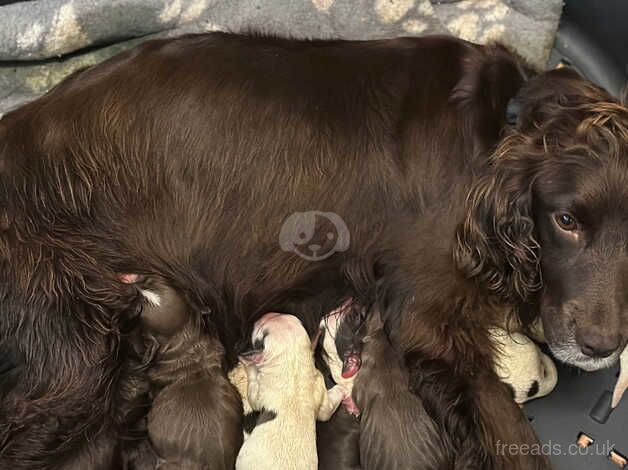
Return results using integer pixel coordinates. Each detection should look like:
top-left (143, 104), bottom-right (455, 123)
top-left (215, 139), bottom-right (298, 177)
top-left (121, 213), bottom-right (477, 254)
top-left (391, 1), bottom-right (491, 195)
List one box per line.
top-left (140, 289), bottom-right (162, 307)
top-left (548, 340), bottom-right (619, 372)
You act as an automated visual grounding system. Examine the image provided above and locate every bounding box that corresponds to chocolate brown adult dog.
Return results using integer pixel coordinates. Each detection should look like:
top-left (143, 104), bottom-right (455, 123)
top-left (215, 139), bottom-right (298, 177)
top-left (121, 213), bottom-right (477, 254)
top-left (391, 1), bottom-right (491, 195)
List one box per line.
top-left (0, 32), bottom-right (626, 468)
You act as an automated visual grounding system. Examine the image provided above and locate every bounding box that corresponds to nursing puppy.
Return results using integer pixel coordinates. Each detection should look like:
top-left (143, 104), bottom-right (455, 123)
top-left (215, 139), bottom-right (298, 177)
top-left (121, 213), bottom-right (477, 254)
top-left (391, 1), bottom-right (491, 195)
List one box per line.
top-left (352, 309), bottom-right (453, 470)
top-left (236, 313), bottom-right (347, 470)
top-left (316, 305), bottom-right (362, 470)
top-left (123, 275), bottom-right (243, 469)
top-left (490, 328), bottom-right (557, 404)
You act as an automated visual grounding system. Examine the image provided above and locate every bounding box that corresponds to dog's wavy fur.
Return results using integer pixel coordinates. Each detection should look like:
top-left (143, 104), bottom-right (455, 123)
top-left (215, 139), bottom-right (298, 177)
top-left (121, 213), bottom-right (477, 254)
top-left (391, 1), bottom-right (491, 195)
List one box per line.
top-left (455, 70), bottom-right (628, 304)
top-left (0, 32), bottom-right (625, 468)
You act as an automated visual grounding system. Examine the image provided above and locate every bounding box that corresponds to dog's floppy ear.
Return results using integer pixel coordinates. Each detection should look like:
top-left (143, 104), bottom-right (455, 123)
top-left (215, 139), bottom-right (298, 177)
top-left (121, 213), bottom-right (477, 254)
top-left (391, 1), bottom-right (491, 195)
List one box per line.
top-left (454, 154), bottom-right (541, 303)
top-left (451, 43), bottom-right (531, 142)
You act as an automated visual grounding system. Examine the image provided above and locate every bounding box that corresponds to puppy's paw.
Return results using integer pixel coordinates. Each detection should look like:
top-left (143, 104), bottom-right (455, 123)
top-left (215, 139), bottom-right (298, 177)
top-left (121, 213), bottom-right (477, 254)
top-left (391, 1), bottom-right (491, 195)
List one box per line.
top-left (318, 383), bottom-right (348, 421)
top-left (330, 383), bottom-right (348, 401)
top-left (342, 395), bottom-right (361, 418)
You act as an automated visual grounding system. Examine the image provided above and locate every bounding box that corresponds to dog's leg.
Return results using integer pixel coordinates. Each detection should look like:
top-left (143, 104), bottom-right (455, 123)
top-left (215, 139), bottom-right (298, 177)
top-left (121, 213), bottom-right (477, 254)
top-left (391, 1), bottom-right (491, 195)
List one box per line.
top-left (317, 376), bottom-right (347, 421)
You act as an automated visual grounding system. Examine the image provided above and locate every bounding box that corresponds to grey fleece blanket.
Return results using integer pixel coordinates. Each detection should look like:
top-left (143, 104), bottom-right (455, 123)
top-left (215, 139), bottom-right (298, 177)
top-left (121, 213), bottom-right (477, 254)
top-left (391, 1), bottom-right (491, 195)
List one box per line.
top-left (0, 0), bottom-right (563, 116)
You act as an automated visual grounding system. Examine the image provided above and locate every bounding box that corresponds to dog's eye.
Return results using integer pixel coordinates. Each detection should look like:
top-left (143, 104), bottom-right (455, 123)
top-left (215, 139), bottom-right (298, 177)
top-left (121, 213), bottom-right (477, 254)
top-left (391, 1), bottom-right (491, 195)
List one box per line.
top-left (554, 212), bottom-right (577, 231)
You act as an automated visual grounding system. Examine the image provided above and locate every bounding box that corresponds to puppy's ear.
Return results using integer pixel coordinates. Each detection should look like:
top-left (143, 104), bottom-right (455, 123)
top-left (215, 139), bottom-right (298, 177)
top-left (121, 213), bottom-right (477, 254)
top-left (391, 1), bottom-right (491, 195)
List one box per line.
top-left (454, 157), bottom-right (540, 303)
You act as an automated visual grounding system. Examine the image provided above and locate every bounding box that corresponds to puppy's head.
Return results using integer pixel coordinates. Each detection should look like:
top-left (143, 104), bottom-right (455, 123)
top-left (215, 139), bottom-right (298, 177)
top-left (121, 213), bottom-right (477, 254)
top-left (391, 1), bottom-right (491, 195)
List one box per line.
top-left (242, 313), bottom-right (310, 365)
top-left (319, 302), bottom-right (364, 385)
top-left (119, 274), bottom-right (189, 337)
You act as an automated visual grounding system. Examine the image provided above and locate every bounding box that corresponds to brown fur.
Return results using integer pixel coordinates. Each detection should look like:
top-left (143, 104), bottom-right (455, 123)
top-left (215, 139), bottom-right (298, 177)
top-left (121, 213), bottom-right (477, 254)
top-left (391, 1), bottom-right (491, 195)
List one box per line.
top-left (316, 407), bottom-right (361, 470)
top-left (139, 280), bottom-right (242, 469)
top-left (455, 69), bottom-right (628, 370)
top-left (1, 32), bottom-right (624, 467)
top-left (353, 310), bottom-right (452, 470)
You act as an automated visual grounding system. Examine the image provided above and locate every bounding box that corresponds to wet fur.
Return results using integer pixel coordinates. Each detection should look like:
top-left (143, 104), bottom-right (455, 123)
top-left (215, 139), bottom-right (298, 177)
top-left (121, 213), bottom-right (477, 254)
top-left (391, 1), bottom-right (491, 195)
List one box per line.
top-left (145, 320), bottom-right (242, 468)
top-left (123, 278), bottom-right (243, 469)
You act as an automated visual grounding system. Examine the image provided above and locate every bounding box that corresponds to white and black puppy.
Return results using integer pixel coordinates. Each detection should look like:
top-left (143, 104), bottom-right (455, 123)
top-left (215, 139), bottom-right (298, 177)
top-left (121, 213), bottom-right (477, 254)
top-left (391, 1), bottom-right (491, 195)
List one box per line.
top-left (235, 312), bottom-right (347, 470)
top-left (316, 304), bottom-right (362, 470)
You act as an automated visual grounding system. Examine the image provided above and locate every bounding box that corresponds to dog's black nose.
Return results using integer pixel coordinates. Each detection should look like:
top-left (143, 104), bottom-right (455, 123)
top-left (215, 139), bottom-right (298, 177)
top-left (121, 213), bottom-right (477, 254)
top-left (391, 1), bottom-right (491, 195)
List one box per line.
top-left (580, 333), bottom-right (620, 358)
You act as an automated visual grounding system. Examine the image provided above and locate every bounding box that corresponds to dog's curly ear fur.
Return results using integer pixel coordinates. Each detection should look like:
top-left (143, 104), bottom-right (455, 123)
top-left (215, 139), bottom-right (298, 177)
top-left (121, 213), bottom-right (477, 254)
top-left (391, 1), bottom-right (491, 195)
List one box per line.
top-left (454, 158), bottom-right (540, 303)
top-left (454, 68), bottom-right (626, 304)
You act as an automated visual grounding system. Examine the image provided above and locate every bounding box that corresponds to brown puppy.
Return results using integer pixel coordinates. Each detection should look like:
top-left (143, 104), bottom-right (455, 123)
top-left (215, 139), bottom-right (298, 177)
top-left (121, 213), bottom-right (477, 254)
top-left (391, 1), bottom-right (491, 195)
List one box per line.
top-left (124, 275), bottom-right (243, 469)
top-left (349, 309), bottom-right (452, 470)
top-left (316, 408), bottom-right (361, 470)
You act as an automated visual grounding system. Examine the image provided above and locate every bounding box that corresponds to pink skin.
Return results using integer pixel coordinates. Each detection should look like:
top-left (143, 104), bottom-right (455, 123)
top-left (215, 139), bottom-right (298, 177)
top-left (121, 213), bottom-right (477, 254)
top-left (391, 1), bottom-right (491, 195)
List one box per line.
top-left (341, 355), bottom-right (361, 379)
top-left (342, 395), bottom-right (360, 417)
top-left (239, 351), bottom-right (264, 366)
top-left (254, 312), bottom-right (282, 331)
top-left (239, 313), bottom-right (287, 366)
top-left (118, 273), bottom-right (140, 284)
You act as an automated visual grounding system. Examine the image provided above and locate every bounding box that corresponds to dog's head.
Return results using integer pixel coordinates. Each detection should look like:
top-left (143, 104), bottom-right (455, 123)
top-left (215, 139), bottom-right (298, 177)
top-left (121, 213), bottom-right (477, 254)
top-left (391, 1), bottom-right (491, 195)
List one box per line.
top-left (455, 69), bottom-right (628, 371)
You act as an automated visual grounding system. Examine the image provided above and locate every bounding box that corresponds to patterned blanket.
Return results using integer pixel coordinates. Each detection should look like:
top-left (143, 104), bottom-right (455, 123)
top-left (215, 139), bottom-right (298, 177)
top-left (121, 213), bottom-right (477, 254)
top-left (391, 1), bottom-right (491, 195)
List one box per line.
top-left (0, 0), bottom-right (563, 116)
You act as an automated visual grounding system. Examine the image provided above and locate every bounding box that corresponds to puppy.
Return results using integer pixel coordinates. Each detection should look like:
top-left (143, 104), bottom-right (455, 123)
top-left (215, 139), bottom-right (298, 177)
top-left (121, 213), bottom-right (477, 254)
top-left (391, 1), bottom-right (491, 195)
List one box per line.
top-left (613, 347), bottom-right (628, 408)
top-left (316, 304), bottom-right (362, 470)
top-left (489, 328), bottom-right (558, 404)
top-left (319, 302), bottom-right (362, 404)
top-left (235, 313), bottom-right (347, 470)
top-left (352, 309), bottom-right (452, 470)
top-left (122, 275), bottom-right (243, 469)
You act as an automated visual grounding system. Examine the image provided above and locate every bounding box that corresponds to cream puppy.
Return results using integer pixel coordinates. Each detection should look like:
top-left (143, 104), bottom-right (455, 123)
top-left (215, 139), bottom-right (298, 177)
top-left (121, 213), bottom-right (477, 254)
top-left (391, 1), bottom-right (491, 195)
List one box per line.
top-left (490, 327), bottom-right (558, 404)
top-left (612, 347), bottom-right (628, 408)
top-left (235, 313), bottom-right (347, 470)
